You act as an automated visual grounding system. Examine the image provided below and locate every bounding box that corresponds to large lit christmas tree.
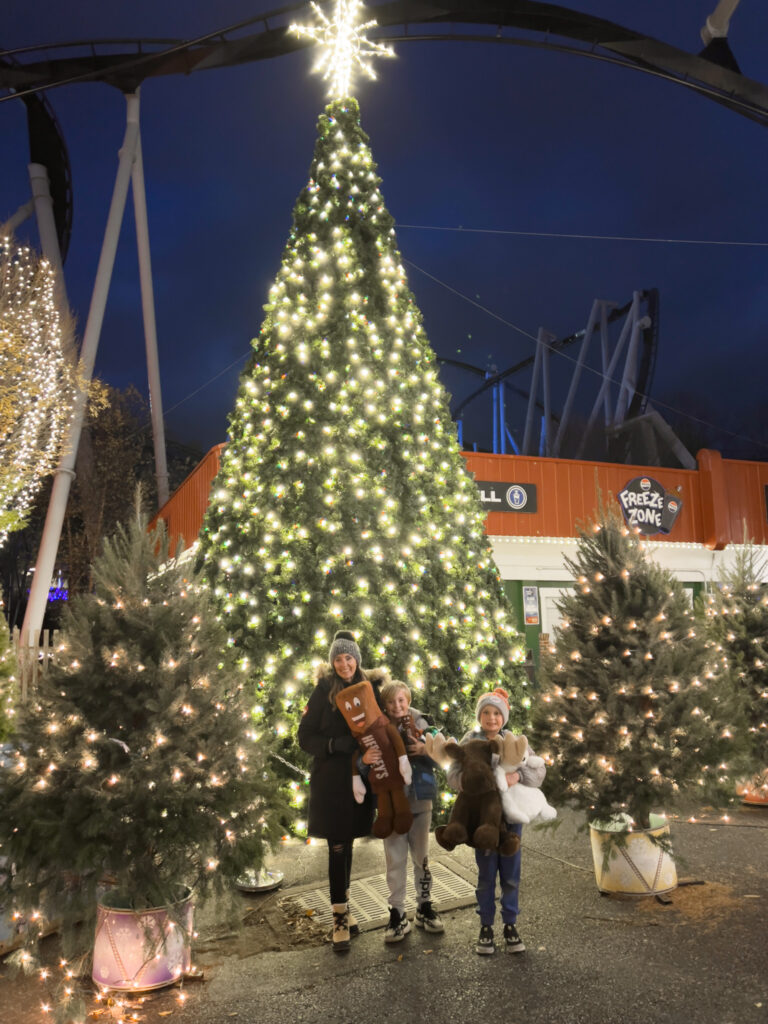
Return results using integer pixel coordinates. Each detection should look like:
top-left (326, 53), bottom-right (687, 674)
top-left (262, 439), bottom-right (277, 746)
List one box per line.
top-left (532, 508), bottom-right (745, 829)
top-left (701, 543), bottom-right (768, 788)
top-left (198, 3), bottom-right (526, 802)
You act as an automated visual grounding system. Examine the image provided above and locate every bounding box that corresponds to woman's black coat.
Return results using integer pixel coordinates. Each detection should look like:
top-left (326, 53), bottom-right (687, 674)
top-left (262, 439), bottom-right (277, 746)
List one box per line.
top-left (297, 666), bottom-right (388, 841)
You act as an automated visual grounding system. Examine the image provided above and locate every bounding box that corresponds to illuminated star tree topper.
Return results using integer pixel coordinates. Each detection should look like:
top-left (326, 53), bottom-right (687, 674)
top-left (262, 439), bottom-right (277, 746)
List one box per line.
top-left (290, 0), bottom-right (395, 98)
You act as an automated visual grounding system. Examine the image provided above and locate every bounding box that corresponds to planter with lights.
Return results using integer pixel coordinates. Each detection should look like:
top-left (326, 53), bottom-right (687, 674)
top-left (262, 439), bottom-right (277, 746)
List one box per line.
top-left (92, 887), bottom-right (194, 992)
top-left (589, 814), bottom-right (677, 896)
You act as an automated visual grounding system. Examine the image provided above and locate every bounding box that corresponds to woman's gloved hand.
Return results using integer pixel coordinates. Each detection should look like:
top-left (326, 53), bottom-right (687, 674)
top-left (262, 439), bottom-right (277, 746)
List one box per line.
top-left (328, 734), bottom-right (358, 755)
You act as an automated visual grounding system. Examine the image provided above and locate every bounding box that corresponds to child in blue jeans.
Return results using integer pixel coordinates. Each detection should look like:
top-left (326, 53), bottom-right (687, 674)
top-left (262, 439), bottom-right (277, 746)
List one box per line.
top-left (446, 687), bottom-right (545, 955)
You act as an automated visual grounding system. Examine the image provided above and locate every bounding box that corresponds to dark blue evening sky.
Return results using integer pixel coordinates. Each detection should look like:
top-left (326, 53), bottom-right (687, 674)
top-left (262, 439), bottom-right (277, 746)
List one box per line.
top-left (2, 1), bottom-right (767, 459)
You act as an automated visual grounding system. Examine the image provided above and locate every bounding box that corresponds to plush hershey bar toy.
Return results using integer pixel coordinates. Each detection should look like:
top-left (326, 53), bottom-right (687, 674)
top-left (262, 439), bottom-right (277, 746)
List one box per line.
top-left (335, 680), bottom-right (413, 838)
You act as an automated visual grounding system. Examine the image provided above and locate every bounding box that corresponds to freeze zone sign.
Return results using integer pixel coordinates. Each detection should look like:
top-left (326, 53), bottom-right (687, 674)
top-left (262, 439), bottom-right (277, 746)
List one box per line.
top-left (617, 476), bottom-right (683, 536)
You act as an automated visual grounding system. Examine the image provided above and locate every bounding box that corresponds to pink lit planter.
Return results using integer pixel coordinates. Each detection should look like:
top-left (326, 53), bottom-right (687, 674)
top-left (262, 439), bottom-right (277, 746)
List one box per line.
top-left (92, 888), bottom-right (193, 992)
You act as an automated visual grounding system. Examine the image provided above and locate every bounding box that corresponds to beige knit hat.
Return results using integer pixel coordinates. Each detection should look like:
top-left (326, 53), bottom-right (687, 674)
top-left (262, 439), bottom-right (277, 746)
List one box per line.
top-left (475, 687), bottom-right (510, 726)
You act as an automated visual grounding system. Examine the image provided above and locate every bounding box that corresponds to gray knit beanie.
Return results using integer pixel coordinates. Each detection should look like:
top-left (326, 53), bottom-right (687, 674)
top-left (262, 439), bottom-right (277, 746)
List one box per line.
top-left (475, 688), bottom-right (510, 726)
top-left (329, 629), bottom-right (362, 668)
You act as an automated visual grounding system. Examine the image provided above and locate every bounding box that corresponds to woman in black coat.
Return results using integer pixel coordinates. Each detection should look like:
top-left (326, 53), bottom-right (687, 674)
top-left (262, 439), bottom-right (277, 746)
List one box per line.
top-left (297, 629), bottom-right (388, 951)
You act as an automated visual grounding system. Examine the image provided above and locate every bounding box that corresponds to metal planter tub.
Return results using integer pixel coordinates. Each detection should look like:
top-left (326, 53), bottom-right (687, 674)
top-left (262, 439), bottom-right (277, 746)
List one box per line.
top-left (92, 887), bottom-right (193, 992)
top-left (589, 813), bottom-right (677, 897)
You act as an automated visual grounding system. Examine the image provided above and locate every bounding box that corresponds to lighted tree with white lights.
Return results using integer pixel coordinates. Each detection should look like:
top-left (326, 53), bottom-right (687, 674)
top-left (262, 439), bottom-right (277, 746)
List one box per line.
top-left (199, 1), bottom-right (526, 808)
top-left (0, 500), bottom-right (282, 978)
top-left (532, 509), bottom-right (746, 829)
top-left (701, 543), bottom-right (768, 785)
top-left (0, 233), bottom-right (77, 546)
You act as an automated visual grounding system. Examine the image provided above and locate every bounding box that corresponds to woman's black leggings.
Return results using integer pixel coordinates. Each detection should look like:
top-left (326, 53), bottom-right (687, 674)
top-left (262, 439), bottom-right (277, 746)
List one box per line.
top-left (327, 839), bottom-right (354, 905)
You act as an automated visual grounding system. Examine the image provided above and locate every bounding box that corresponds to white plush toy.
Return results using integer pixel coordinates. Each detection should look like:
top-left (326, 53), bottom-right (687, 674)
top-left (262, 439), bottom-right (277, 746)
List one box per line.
top-left (495, 733), bottom-right (557, 825)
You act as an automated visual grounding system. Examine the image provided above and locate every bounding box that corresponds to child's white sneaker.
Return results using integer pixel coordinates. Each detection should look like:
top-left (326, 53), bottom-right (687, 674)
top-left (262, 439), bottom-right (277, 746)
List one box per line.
top-left (384, 907), bottom-right (411, 943)
top-left (415, 901), bottom-right (444, 933)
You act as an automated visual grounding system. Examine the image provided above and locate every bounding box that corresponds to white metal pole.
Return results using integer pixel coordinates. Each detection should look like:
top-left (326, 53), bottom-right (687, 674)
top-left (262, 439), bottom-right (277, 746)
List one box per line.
top-left (21, 95), bottom-right (140, 647)
top-left (28, 164), bottom-right (64, 279)
top-left (4, 199), bottom-right (34, 234)
top-left (701, 0), bottom-right (742, 44)
top-left (131, 114), bottom-right (169, 508)
top-left (28, 164), bottom-right (71, 356)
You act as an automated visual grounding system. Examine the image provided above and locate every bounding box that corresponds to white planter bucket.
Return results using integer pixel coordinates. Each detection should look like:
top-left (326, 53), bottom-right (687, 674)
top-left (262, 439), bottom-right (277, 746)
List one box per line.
top-left (589, 814), bottom-right (677, 896)
top-left (92, 888), bottom-right (193, 992)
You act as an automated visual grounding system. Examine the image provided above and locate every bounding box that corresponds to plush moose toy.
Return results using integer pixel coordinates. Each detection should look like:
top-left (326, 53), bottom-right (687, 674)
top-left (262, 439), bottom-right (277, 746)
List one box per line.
top-left (427, 734), bottom-right (520, 856)
top-left (495, 734), bottom-right (557, 825)
top-left (335, 680), bottom-right (413, 838)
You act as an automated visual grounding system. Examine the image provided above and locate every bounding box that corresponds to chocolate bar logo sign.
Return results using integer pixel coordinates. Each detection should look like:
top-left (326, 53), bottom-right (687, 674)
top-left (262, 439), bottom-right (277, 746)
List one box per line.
top-left (617, 477), bottom-right (683, 536)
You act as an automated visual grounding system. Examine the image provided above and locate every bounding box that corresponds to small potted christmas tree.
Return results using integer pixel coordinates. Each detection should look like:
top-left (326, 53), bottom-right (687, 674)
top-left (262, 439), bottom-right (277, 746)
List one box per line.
top-left (532, 508), bottom-right (745, 896)
top-left (0, 499), bottom-right (281, 1012)
top-left (701, 542), bottom-right (768, 805)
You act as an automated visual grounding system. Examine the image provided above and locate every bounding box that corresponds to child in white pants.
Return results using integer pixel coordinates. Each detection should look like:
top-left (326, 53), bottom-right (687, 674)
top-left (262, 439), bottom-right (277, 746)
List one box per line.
top-left (378, 681), bottom-right (445, 943)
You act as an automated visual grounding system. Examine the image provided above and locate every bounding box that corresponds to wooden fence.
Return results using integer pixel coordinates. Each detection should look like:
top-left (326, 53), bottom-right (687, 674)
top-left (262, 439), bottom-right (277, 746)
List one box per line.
top-left (11, 627), bottom-right (60, 702)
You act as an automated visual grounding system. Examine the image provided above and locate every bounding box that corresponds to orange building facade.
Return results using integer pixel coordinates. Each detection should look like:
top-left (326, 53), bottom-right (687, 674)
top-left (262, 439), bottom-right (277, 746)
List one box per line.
top-left (153, 446), bottom-right (768, 658)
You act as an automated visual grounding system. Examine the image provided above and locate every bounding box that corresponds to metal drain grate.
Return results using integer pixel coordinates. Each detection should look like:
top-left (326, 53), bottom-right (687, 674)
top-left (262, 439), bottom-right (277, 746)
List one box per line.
top-left (282, 860), bottom-right (476, 929)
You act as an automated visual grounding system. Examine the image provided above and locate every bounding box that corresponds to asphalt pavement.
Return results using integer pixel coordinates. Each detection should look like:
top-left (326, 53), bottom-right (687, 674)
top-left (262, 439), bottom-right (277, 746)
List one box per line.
top-left (1, 804), bottom-right (766, 1024)
top-left (177, 804), bottom-right (768, 1024)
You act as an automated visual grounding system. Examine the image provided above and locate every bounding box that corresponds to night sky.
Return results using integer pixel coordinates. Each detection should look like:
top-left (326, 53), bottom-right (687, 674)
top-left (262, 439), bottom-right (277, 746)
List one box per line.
top-left (2, 1), bottom-right (767, 462)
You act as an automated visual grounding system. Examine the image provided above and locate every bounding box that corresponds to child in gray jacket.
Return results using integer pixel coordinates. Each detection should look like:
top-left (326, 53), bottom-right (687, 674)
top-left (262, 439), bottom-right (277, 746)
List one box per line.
top-left (374, 681), bottom-right (445, 943)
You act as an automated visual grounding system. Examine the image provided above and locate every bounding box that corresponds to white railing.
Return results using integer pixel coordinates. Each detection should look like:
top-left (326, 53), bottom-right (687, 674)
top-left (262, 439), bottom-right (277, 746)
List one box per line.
top-left (11, 627), bottom-right (60, 702)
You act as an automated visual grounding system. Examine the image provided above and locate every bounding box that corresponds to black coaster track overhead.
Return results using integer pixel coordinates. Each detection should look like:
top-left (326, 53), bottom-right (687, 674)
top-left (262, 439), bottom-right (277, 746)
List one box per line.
top-left (2, 1), bottom-right (767, 124)
top-left (1, 2), bottom-right (767, 263)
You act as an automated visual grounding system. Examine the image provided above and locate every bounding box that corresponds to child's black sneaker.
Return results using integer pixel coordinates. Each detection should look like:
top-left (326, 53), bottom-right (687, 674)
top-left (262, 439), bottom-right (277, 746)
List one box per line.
top-left (415, 901), bottom-right (444, 934)
top-left (475, 924), bottom-right (495, 955)
top-left (503, 922), bottom-right (525, 953)
top-left (384, 907), bottom-right (411, 943)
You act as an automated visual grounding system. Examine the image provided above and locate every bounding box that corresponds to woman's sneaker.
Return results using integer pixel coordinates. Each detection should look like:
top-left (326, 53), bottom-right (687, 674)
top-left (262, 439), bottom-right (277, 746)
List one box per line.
top-left (503, 922), bottom-right (525, 953)
top-left (475, 924), bottom-right (495, 955)
top-left (384, 907), bottom-right (411, 943)
top-left (346, 891), bottom-right (360, 936)
top-left (415, 901), bottom-right (445, 933)
top-left (331, 905), bottom-right (350, 952)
